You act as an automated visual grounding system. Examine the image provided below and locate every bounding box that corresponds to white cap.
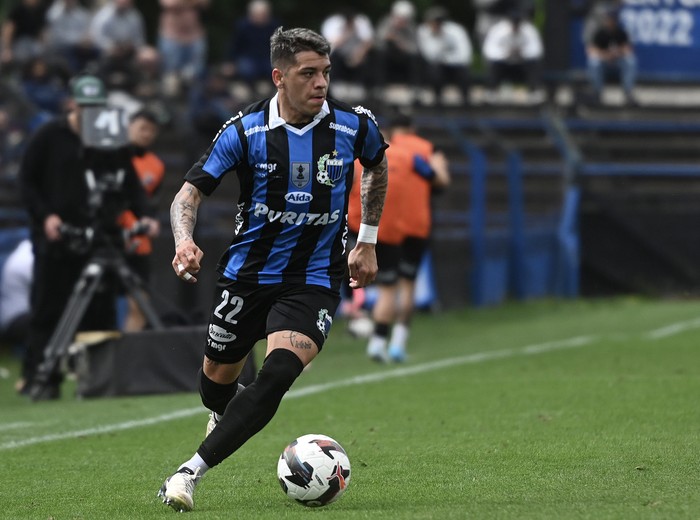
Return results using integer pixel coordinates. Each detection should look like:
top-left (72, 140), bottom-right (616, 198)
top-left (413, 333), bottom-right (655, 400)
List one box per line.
top-left (392, 0), bottom-right (415, 19)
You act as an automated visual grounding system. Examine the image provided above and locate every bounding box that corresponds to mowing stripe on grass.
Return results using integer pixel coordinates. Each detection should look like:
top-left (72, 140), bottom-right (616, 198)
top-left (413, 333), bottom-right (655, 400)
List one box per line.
top-left (0, 335), bottom-right (595, 451)
top-left (0, 422), bottom-right (37, 432)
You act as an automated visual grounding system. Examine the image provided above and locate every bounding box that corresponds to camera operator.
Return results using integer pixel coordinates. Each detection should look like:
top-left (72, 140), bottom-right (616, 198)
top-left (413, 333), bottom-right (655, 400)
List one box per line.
top-left (18, 74), bottom-right (158, 399)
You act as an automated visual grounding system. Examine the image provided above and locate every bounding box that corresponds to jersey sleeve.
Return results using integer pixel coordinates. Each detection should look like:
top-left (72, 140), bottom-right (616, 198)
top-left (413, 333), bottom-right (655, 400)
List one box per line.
top-left (357, 110), bottom-right (389, 169)
top-left (185, 123), bottom-right (244, 196)
top-left (413, 154), bottom-right (435, 180)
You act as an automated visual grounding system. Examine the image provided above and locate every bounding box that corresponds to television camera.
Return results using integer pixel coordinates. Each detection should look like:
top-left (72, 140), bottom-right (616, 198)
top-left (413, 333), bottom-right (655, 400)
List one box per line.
top-left (29, 105), bottom-right (164, 400)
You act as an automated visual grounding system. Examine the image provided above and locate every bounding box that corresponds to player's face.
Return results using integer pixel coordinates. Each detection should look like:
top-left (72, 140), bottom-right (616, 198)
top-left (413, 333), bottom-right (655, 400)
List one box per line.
top-left (275, 51), bottom-right (330, 124)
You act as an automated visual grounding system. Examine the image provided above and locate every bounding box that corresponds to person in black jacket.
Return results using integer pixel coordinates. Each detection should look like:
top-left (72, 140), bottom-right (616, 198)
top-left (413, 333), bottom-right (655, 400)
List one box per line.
top-left (586, 8), bottom-right (638, 105)
top-left (18, 75), bottom-right (158, 399)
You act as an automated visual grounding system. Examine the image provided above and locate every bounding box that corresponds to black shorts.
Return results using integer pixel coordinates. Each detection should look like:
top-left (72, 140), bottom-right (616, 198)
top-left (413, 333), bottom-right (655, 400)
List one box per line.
top-left (205, 278), bottom-right (341, 363)
top-left (398, 236), bottom-right (428, 281)
top-left (375, 241), bottom-right (402, 286)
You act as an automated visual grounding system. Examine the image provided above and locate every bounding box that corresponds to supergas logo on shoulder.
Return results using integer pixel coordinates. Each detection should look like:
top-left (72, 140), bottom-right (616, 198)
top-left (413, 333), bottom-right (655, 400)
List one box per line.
top-left (212, 111), bottom-right (243, 142)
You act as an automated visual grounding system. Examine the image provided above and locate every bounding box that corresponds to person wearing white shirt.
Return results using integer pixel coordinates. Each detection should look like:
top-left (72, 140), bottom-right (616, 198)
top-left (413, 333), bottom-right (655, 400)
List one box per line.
top-left (321, 8), bottom-right (375, 87)
top-left (0, 238), bottom-right (32, 342)
top-left (0, 238), bottom-right (33, 392)
top-left (417, 6), bottom-right (472, 105)
top-left (482, 10), bottom-right (543, 93)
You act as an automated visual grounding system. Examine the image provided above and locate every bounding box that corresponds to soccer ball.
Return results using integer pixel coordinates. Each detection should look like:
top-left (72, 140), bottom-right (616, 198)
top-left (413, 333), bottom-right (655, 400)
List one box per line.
top-left (277, 434), bottom-right (351, 507)
top-left (316, 170), bottom-right (332, 186)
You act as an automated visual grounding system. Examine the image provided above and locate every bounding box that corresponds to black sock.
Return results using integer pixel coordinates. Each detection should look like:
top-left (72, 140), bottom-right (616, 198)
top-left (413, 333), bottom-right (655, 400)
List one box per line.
top-left (374, 322), bottom-right (390, 339)
top-left (198, 368), bottom-right (240, 416)
top-left (197, 349), bottom-right (304, 467)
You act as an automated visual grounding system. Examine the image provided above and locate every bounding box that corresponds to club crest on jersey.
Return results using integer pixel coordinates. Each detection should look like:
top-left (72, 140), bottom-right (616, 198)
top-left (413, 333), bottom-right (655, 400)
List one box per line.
top-left (291, 162), bottom-right (310, 188)
top-left (316, 308), bottom-right (333, 338)
top-left (316, 150), bottom-right (343, 187)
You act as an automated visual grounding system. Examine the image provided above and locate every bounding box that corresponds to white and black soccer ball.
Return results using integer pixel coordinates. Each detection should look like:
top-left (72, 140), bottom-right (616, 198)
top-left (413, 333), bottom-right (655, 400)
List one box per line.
top-left (277, 434), bottom-right (351, 507)
top-left (316, 170), bottom-right (332, 186)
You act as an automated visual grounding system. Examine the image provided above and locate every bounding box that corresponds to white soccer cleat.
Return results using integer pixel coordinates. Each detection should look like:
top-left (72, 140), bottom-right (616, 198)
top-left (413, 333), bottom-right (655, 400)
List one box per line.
top-left (205, 412), bottom-right (218, 437)
top-left (366, 342), bottom-right (388, 363)
top-left (158, 467), bottom-right (200, 512)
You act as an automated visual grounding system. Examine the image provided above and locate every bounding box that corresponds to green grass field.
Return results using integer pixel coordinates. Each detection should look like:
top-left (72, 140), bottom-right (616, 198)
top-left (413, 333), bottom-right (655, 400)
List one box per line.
top-left (3, 297), bottom-right (700, 519)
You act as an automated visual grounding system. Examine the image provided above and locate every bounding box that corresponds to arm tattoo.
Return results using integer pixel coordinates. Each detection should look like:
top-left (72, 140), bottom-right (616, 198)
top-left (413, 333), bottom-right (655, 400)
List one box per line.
top-left (283, 331), bottom-right (313, 350)
top-left (170, 183), bottom-right (201, 246)
top-left (360, 156), bottom-right (388, 226)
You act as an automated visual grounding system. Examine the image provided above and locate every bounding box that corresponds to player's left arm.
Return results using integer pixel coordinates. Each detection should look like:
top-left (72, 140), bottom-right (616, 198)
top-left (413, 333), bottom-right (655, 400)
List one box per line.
top-left (348, 155), bottom-right (388, 288)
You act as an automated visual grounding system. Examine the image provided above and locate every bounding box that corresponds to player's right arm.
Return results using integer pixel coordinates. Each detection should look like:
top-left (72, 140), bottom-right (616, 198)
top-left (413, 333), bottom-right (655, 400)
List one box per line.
top-left (170, 181), bottom-right (204, 283)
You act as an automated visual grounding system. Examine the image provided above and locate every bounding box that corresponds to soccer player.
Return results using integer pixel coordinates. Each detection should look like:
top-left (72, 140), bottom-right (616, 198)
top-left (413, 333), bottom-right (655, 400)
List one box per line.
top-left (349, 112), bottom-right (449, 363)
top-left (158, 27), bottom-right (388, 512)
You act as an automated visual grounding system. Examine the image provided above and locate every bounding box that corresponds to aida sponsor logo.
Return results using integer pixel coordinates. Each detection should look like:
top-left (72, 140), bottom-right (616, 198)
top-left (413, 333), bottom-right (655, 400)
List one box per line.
top-left (285, 191), bottom-right (313, 204)
top-left (209, 324), bottom-right (236, 343)
top-left (253, 202), bottom-right (340, 225)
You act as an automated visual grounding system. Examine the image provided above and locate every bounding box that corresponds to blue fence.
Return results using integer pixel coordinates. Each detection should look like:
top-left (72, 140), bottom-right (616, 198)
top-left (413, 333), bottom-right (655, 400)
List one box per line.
top-left (441, 119), bottom-right (580, 307)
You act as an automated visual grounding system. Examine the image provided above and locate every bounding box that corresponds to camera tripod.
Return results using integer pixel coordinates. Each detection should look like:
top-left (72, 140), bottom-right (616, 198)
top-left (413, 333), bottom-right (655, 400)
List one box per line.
top-left (29, 243), bottom-right (164, 401)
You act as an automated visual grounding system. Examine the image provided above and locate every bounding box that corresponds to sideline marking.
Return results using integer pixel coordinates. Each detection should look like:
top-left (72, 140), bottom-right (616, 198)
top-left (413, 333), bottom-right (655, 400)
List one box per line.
top-left (645, 317), bottom-right (700, 340)
top-left (0, 335), bottom-right (595, 451)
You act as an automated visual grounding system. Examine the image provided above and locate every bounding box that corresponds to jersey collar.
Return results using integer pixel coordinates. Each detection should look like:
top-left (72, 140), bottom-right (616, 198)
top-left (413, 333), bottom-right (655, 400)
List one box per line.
top-left (269, 93), bottom-right (330, 136)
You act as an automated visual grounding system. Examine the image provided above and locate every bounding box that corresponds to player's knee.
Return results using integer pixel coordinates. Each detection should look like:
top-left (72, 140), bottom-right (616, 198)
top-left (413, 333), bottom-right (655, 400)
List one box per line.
top-left (254, 349), bottom-right (304, 400)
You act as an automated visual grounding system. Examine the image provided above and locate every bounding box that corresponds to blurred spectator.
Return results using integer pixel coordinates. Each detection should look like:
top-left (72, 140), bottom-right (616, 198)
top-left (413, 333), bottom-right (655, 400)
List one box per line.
top-left (1, 0), bottom-right (49, 69)
top-left (321, 8), bottom-right (375, 88)
top-left (90, 0), bottom-right (146, 55)
top-left (118, 109), bottom-right (164, 332)
top-left (89, 0), bottom-right (147, 91)
top-left (223, 0), bottom-right (280, 91)
top-left (0, 238), bottom-right (33, 390)
top-left (582, 0), bottom-right (623, 46)
top-left (186, 65), bottom-right (243, 163)
top-left (158, 0), bottom-right (210, 96)
top-left (375, 0), bottom-right (421, 90)
top-left (586, 8), bottom-right (637, 105)
top-left (472, 0), bottom-right (519, 43)
top-left (417, 6), bottom-right (472, 106)
top-left (130, 45), bottom-right (163, 101)
top-left (482, 10), bottom-right (543, 96)
top-left (20, 56), bottom-right (70, 115)
top-left (45, 0), bottom-right (100, 74)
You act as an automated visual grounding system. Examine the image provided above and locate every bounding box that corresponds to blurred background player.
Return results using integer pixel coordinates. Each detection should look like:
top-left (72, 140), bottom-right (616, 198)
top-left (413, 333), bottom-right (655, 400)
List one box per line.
top-left (387, 113), bottom-right (449, 361)
top-left (350, 112), bottom-right (450, 362)
top-left (117, 108), bottom-right (164, 332)
top-left (348, 125), bottom-right (409, 362)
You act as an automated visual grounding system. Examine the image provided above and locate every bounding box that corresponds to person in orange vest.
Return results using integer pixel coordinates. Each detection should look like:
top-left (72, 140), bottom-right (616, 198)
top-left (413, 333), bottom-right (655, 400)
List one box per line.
top-left (117, 108), bottom-right (164, 331)
top-left (349, 111), bottom-right (450, 362)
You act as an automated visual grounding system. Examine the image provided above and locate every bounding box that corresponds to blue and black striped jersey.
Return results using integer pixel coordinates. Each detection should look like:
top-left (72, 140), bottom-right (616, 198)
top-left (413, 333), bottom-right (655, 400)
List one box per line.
top-left (185, 94), bottom-right (388, 291)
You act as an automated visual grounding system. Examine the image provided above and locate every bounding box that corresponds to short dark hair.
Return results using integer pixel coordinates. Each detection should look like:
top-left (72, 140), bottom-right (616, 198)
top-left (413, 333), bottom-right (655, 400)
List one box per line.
top-left (270, 27), bottom-right (331, 69)
top-left (129, 108), bottom-right (160, 126)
